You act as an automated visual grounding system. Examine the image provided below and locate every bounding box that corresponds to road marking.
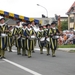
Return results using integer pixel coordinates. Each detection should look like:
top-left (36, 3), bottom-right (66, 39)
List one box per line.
top-left (3, 59), bottom-right (42, 75)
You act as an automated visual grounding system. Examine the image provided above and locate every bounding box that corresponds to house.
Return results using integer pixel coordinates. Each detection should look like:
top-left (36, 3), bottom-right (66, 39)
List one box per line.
top-left (66, 1), bottom-right (75, 29)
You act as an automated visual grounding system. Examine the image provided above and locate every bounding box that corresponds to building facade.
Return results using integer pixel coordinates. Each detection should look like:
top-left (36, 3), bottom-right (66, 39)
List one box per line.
top-left (67, 2), bottom-right (75, 29)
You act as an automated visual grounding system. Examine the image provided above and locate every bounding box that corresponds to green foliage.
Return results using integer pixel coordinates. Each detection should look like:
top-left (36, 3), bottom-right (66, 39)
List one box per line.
top-left (58, 44), bottom-right (75, 48)
top-left (61, 20), bottom-right (68, 31)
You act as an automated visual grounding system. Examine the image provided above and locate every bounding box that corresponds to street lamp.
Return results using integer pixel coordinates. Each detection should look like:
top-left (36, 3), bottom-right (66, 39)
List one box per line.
top-left (37, 4), bottom-right (48, 18)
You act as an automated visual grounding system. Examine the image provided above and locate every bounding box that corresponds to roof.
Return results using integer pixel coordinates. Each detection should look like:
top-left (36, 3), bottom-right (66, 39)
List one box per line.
top-left (67, 2), bottom-right (75, 14)
top-left (0, 10), bottom-right (39, 24)
top-left (7, 19), bottom-right (16, 25)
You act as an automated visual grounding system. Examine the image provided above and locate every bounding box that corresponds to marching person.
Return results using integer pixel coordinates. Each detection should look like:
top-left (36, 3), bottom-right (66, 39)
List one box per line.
top-left (8, 26), bottom-right (14, 52)
top-left (45, 24), bottom-right (51, 55)
top-left (48, 22), bottom-right (60, 57)
top-left (13, 20), bottom-right (22, 55)
top-left (37, 25), bottom-right (45, 54)
top-left (21, 22), bottom-right (27, 56)
top-left (37, 24), bottom-right (50, 55)
top-left (0, 16), bottom-right (9, 59)
top-left (30, 21), bottom-right (36, 53)
top-left (24, 22), bottom-right (36, 58)
top-left (46, 24), bottom-right (50, 29)
top-left (47, 24), bottom-right (53, 56)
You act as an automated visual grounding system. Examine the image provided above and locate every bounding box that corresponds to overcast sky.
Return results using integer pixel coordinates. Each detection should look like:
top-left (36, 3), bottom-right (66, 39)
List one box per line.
top-left (0, 0), bottom-right (75, 18)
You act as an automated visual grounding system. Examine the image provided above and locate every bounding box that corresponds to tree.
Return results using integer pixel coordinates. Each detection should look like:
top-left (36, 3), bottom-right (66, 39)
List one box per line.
top-left (61, 20), bottom-right (68, 31)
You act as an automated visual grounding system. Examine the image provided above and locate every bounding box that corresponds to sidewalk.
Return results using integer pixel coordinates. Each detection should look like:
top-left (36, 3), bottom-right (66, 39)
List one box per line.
top-left (34, 48), bottom-right (75, 52)
top-left (57, 48), bottom-right (75, 52)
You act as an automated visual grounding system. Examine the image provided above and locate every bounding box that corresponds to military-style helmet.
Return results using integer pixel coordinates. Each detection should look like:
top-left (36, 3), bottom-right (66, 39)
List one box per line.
top-left (16, 20), bottom-right (21, 24)
top-left (22, 22), bottom-right (27, 26)
top-left (8, 26), bottom-right (12, 29)
top-left (39, 26), bottom-right (43, 28)
top-left (51, 21), bottom-right (57, 25)
top-left (46, 24), bottom-right (50, 27)
top-left (0, 16), bottom-right (5, 21)
top-left (26, 21), bottom-right (31, 26)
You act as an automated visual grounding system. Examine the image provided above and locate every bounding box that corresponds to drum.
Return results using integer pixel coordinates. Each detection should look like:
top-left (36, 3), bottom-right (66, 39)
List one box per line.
top-left (1, 33), bottom-right (7, 37)
top-left (27, 35), bottom-right (36, 40)
top-left (52, 36), bottom-right (59, 39)
top-left (30, 35), bottom-right (36, 40)
top-left (0, 33), bottom-right (7, 49)
top-left (46, 38), bottom-right (50, 42)
top-left (40, 37), bottom-right (45, 41)
top-left (31, 35), bottom-right (36, 39)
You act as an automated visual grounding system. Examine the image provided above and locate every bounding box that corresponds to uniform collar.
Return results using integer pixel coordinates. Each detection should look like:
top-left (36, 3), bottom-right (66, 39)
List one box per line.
top-left (52, 27), bottom-right (56, 29)
top-left (0, 23), bottom-right (5, 26)
top-left (40, 30), bottom-right (43, 32)
top-left (27, 27), bottom-right (32, 31)
top-left (16, 25), bottom-right (21, 28)
top-left (22, 27), bottom-right (27, 30)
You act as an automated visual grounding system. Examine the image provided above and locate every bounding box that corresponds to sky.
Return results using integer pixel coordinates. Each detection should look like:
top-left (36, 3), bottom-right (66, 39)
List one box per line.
top-left (0, 0), bottom-right (75, 18)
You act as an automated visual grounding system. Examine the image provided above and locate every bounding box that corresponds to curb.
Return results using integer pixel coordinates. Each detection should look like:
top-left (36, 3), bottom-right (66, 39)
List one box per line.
top-left (57, 48), bottom-right (75, 52)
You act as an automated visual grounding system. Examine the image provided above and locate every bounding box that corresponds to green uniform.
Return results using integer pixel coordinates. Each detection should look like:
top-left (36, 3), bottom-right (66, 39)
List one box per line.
top-left (13, 26), bottom-right (17, 45)
top-left (48, 28), bottom-right (53, 56)
top-left (25, 27), bottom-right (35, 58)
top-left (31, 25), bottom-right (37, 53)
top-left (0, 23), bottom-right (8, 58)
top-left (13, 26), bottom-right (22, 55)
top-left (8, 27), bottom-right (13, 52)
top-left (37, 29), bottom-right (45, 54)
top-left (44, 28), bottom-right (50, 55)
top-left (48, 28), bottom-right (59, 57)
top-left (21, 27), bottom-right (27, 56)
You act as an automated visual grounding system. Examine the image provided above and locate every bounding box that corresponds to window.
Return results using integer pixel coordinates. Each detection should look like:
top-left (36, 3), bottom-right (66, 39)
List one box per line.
top-left (70, 17), bottom-right (74, 22)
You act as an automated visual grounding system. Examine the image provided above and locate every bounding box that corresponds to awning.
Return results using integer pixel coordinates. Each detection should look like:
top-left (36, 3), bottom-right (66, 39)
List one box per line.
top-left (0, 10), bottom-right (39, 24)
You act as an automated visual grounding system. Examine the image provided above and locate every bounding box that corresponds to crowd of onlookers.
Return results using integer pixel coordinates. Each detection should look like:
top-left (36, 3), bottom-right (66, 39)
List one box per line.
top-left (58, 30), bottom-right (75, 45)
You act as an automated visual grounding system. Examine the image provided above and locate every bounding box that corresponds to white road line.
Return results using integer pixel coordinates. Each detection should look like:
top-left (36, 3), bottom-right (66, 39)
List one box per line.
top-left (3, 59), bottom-right (42, 75)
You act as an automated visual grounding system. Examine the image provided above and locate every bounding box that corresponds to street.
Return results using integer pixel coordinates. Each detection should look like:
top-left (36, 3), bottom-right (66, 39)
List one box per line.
top-left (0, 46), bottom-right (75, 75)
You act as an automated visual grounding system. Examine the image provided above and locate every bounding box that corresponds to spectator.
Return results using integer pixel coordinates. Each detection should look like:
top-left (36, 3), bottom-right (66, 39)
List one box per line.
top-left (58, 34), bottom-right (64, 45)
top-left (64, 31), bottom-right (74, 44)
top-left (63, 33), bottom-right (67, 44)
top-left (73, 34), bottom-right (75, 44)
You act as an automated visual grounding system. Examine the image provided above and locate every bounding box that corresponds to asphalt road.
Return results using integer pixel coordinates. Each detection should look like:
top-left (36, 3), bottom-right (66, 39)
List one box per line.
top-left (0, 45), bottom-right (75, 75)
